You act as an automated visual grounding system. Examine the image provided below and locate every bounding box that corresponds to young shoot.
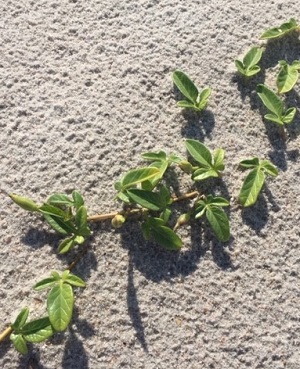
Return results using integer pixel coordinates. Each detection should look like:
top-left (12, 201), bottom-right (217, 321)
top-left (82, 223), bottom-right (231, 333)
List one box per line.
top-left (185, 139), bottom-right (225, 181)
top-left (238, 158), bottom-right (278, 207)
top-left (172, 70), bottom-right (211, 112)
top-left (235, 46), bottom-right (264, 77)
top-left (194, 195), bottom-right (230, 242)
top-left (257, 84), bottom-right (296, 126)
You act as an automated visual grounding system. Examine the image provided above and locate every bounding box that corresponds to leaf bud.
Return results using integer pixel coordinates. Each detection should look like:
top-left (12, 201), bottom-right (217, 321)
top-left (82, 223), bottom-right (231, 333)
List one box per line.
top-left (111, 214), bottom-right (126, 229)
top-left (9, 194), bottom-right (39, 212)
top-left (179, 160), bottom-right (193, 174)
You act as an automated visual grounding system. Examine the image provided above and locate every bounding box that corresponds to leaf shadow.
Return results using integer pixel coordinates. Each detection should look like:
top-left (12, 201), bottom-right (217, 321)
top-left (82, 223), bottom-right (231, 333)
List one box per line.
top-left (180, 109), bottom-right (215, 141)
top-left (61, 327), bottom-right (89, 369)
top-left (260, 32), bottom-right (300, 70)
top-left (232, 70), bottom-right (266, 103)
top-left (241, 184), bottom-right (279, 234)
top-left (19, 349), bottom-right (49, 369)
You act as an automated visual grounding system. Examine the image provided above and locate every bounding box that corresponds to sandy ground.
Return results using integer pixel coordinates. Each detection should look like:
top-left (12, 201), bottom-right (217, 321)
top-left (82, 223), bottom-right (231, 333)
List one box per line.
top-left (1, 0), bottom-right (300, 368)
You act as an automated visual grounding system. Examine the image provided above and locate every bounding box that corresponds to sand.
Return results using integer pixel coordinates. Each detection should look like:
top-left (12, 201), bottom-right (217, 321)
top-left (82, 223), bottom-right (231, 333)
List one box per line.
top-left (1, 0), bottom-right (300, 368)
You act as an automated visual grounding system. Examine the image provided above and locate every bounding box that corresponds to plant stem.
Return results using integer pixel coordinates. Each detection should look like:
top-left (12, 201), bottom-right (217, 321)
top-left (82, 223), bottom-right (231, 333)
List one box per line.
top-left (0, 326), bottom-right (12, 342)
top-left (87, 191), bottom-right (199, 223)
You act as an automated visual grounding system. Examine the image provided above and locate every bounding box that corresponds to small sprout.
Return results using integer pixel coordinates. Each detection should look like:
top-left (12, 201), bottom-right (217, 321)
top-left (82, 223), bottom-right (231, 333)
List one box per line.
top-left (257, 84), bottom-right (296, 126)
top-left (172, 70), bottom-right (211, 112)
top-left (174, 213), bottom-right (191, 231)
top-left (178, 160), bottom-right (193, 174)
top-left (185, 139), bottom-right (225, 181)
top-left (260, 18), bottom-right (299, 40)
top-left (194, 195), bottom-right (230, 242)
top-left (238, 157), bottom-right (278, 207)
top-left (111, 214), bottom-right (126, 228)
top-left (277, 60), bottom-right (300, 93)
top-left (34, 271), bottom-right (85, 332)
top-left (235, 46), bottom-right (264, 77)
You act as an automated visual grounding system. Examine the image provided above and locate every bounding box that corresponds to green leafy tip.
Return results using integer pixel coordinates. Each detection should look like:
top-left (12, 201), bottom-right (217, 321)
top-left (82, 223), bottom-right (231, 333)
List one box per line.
top-left (172, 70), bottom-right (211, 112)
top-left (235, 47), bottom-right (264, 77)
top-left (195, 195), bottom-right (230, 242)
top-left (238, 158), bottom-right (278, 207)
top-left (260, 18), bottom-right (299, 40)
top-left (185, 139), bottom-right (225, 181)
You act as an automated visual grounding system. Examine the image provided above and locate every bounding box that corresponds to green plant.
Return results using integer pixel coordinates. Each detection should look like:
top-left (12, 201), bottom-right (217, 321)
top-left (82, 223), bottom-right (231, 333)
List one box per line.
top-left (277, 60), bottom-right (300, 93)
top-left (256, 84), bottom-right (296, 126)
top-left (235, 46), bottom-right (264, 77)
top-left (260, 18), bottom-right (299, 40)
top-left (238, 157), bottom-right (278, 207)
top-left (10, 191), bottom-right (91, 254)
top-left (172, 70), bottom-right (211, 112)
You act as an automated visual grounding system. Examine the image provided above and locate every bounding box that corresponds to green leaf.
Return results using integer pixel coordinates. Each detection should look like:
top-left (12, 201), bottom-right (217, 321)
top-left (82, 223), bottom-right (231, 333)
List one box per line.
top-left (235, 59), bottom-right (246, 75)
top-left (283, 107), bottom-right (296, 124)
top-left (121, 167), bottom-right (160, 190)
top-left (177, 100), bottom-right (197, 109)
top-left (47, 193), bottom-right (73, 206)
top-left (260, 160), bottom-right (279, 177)
top-left (65, 274), bottom-right (86, 288)
top-left (194, 202), bottom-right (207, 219)
top-left (172, 70), bottom-right (199, 104)
top-left (185, 139), bottom-right (213, 168)
top-left (277, 62), bottom-right (299, 93)
top-left (239, 157), bottom-right (259, 169)
top-left (257, 84), bottom-right (283, 117)
top-left (10, 333), bottom-right (28, 354)
top-left (39, 204), bottom-right (68, 218)
top-left (246, 65), bottom-right (261, 76)
top-left (213, 148), bottom-right (225, 170)
top-left (206, 196), bottom-right (230, 207)
top-left (9, 194), bottom-right (39, 212)
top-left (22, 317), bottom-right (54, 343)
top-left (168, 154), bottom-right (183, 164)
top-left (264, 113), bottom-right (284, 125)
top-left (192, 168), bottom-right (219, 181)
top-left (197, 87), bottom-right (211, 110)
top-left (75, 206), bottom-right (90, 236)
top-left (151, 225), bottom-right (183, 250)
top-left (142, 151), bottom-right (167, 161)
top-left (34, 277), bottom-right (56, 291)
top-left (260, 18), bottom-right (298, 40)
top-left (74, 235), bottom-right (85, 244)
top-left (43, 214), bottom-right (77, 235)
top-left (11, 308), bottom-right (29, 330)
top-left (243, 47), bottom-right (263, 70)
top-left (126, 189), bottom-right (165, 211)
top-left (160, 208), bottom-right (172, 224)
top-left (58, 237), bottom-right (76, 254)
top-left (206, 206), bottom-right (230, 242)
top-left (141, 222), bottom-right (151, 240)
top-left (47, 283), bottom-right (74, 332)
top-left (239, 168), bottom-right (266, 207)
top-left (72, 191), bottom-right (84, 209)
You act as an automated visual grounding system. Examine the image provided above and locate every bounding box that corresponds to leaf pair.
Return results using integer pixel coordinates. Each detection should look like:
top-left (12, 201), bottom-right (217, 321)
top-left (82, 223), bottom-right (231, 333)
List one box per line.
top-left (172, 70), bottom-right (211, 112)
top-left (235, 47), bottom-right (264, 77)
top-left (34, 270), bottom-right (85, 332)
top-left (126, 185), bottom-right (171, 211)
top-left (10, 308), bottom-right (54, 354)
top-left (239, 157), bottom-right (278, 207)
top-left (260, 18), bottom-right (299, 40)
top-left (277, 60), bottom-right (300, 93)
top-left (257, 84), bottom-right (296, 126)
top-left (195, 195), bottom-right (230, 242)
top-left (185, 139), bottom-right (225, 181)
top-left (10, 191), bottom-right (91, 254)
top-left (141, 214), bottom-right (182, 250)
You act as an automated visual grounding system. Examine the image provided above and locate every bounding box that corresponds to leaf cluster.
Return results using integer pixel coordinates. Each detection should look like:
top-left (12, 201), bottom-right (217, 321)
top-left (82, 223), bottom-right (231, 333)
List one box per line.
top-left (260, 18), bottom-right (299, 40)
top-left (172, 70), bottom-right (211, 112)
top-left (10, 191), bottom-right (91, 254)
top-left (238, 157), bottom-right (278, 207)
top-left (10, 270), bottom-right (85, 354)
top-left (235, 47), bottom-right (264, 77)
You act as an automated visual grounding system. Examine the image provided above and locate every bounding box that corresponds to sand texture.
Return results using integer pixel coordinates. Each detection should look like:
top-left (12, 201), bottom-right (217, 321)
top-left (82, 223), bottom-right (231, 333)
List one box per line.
top-left (1, 0), bottom-right (300, 368)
